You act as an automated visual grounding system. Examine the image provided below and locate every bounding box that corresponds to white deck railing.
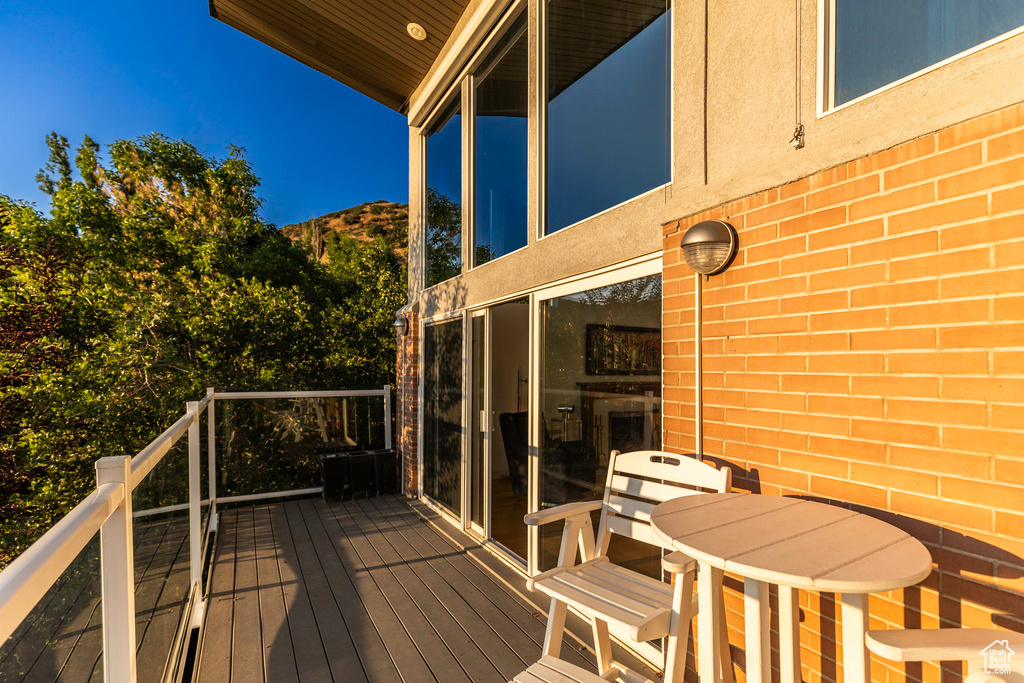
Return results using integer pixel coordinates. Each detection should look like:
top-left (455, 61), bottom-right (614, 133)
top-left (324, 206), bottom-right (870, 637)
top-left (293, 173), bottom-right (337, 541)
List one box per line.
top-left (0, 386), bottom-right (392, 683)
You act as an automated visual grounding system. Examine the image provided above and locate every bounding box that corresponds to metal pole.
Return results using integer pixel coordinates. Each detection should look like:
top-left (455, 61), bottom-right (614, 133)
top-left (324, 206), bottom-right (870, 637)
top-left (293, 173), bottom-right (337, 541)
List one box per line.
top-left (96, 455), bottom-right (138, 683)
top-left (187, 402), bottom-right (201, 588)
top-left (384, 384), bottom-right (392, 450)
top-left (206, 388), bottom-right (217, 532)
top-left (695, 273), bottom-right (703, 461)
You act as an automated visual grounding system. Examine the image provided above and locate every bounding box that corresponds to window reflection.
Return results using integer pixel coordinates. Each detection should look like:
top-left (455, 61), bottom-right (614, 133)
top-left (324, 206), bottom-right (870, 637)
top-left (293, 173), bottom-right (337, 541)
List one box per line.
top-left (835, 0), bottom-right (1024, 106)
top-left (539, 274), bottom-right (662, 575)
top-left (426, 100), bottom-right (462, 287)
top-left (423, 320), bottom-right (463, 514)
top-left (546, 0), bottom-right (670, 233)
top-left (475, 15), bottom-right (528, 266)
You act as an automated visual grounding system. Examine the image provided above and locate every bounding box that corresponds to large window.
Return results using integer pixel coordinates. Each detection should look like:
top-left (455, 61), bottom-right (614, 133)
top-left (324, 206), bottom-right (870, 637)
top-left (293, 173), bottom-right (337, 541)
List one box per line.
top-left (474, 14), bottom-right (528, 266)
top-left (546, 0), bottom-right (670, 234)
top-left (425, 100), bottom-right (463, 287)
top-left (422, 319), bottom-right (463, 514)
top-left (830, 0), bottom-right (1024, 108)
top-left (538, 273), bottom-right (662, 573)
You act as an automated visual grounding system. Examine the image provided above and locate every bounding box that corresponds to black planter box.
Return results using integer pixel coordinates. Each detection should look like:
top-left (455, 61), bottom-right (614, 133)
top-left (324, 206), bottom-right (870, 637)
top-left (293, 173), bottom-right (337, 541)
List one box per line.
top-left (372, 449), bottom-right (398, 495)
top-left (348, 451), bottom-right (375, 498)
top-left (320, 453), bottom-right (349, 501)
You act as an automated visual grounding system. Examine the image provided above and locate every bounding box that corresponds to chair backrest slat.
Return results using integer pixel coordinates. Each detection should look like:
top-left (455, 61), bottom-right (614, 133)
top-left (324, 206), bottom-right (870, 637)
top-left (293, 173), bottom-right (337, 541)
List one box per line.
top-left (605, 514), bottom-right (663, 547)
top-left (608, 475), bottom-right (706, 504)
top-left (596, 450), bottom-right (731, 555)
top-left (606, 494), bottom-right (657, 523)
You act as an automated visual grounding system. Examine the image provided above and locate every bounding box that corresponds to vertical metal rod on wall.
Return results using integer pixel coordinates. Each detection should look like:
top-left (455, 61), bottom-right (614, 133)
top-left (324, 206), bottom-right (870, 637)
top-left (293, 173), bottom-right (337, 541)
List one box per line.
top-left (187, 402), bottom-right (201, 588)
top-left (384, 384), bottom-right (392, 450)
top-left (96, 455), bottom-right (137, 683)
top-left (206, 388), bottom-right (217, 532)
top-left (695, 274), bottom-right (703, 460)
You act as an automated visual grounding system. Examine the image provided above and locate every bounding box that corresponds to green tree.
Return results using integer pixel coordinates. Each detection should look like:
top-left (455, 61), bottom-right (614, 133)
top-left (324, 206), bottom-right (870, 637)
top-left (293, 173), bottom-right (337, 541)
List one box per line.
top-left (0, 133), bottom-right (406, 566)
top-left (426, 187), bottom-right (461, 286)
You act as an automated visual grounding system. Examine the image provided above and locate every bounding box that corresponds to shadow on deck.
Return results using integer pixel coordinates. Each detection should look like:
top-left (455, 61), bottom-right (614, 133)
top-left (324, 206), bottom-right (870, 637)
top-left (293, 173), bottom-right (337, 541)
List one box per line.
top-left (196, 495), bottom-right (660, 683)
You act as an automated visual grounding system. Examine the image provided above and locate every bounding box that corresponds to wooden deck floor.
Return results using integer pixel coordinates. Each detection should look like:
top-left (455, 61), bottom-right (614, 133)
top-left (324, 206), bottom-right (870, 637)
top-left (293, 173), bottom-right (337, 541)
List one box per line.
top-left (197, 495), bottom-right (661, 683)
top-left (0, 515), bottom-right (193, 682)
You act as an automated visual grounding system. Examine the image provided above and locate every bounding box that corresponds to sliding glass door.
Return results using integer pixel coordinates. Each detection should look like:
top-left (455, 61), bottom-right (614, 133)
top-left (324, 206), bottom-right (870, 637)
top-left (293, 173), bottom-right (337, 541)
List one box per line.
top-left (421, 261), bottom-right (661, 578)
top-left (468, 300), bottom-right (530, 560)
top-left (422, 319), bottom-right (463, 515)
top-left (536, 270), bottom-right (663, 575)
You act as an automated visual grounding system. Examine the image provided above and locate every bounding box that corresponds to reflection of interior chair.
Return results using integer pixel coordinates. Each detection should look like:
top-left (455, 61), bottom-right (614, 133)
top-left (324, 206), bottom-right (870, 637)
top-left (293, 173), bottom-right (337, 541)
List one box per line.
top-left (498, 412), bottom-right (600, 504)
top-left (542, 440), bottom-right (598, 505)
top-left (499, 412), bottom-right (530, 497)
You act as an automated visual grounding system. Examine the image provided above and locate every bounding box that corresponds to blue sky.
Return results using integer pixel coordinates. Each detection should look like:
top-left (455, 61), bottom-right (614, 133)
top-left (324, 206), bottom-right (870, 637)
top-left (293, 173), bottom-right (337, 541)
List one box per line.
top-left (0, 1), bottom-right (408, 227)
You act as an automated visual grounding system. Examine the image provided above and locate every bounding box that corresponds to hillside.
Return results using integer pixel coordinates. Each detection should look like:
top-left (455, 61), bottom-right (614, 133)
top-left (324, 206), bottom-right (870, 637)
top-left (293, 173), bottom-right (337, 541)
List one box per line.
top-left (281, 200), bottom-right (408, 263)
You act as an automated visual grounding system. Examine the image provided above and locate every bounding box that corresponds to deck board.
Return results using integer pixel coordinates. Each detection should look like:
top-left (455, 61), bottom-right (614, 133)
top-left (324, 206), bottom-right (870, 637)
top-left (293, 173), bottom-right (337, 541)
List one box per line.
top-left (198, 495), bottom-right (663, 683)
top-left (252, 507), bottom-right (300, 683)
top-left (0, 516), bottom-right (193, 683)
top-left (268, 504), bottom-right (333, 683)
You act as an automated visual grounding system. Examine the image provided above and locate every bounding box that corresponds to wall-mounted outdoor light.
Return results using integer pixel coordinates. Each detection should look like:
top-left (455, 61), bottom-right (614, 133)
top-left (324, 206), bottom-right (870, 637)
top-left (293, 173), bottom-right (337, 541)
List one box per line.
top-left (680, 220), bottom-right (738, 461)
top-left (680, 219), bottom-right (737, 277)
top-left (394, 316), bottom-right (409, 336)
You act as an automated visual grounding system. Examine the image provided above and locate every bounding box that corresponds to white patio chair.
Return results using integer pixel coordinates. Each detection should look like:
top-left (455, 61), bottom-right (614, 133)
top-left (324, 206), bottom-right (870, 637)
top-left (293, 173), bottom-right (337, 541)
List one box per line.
top-left (867, 628), bottom-right (1024, 683)
top-left (524, 450), bottom-right (733, 682)
top-left (512, 655), bottom-right (633, 683)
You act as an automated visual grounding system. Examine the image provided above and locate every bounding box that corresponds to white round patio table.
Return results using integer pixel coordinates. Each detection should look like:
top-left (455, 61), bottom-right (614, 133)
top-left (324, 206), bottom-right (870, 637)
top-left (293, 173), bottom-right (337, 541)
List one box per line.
top-left (651, 493), bottom-right (932, 683)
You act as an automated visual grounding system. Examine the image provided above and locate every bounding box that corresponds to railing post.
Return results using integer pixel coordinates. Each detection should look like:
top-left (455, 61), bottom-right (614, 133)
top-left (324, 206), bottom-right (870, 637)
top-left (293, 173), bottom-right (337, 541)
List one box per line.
top-left (187, 402), bottom-right (201, 589)
top-left (383, 384), bottom-right (392, 450)
top-left (206, 387), bottom-right (217, 532)
top-left (96, 455), bottom-right (137, 683)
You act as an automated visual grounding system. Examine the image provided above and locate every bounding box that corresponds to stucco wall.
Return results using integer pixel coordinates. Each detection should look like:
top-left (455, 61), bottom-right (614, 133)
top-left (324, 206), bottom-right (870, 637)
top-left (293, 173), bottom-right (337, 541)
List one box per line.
top-left (406, 0), bottom-right (1024, 318)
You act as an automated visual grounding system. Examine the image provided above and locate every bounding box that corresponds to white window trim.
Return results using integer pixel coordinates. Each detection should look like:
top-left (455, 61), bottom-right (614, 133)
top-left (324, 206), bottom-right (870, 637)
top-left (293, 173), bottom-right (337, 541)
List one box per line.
top-left (469, 11), bottom-right (530, 272)
top-left (417, 312), bottom-right (467, 518)
top-left (421, 89), bottom-right (465, 292)
top-left (818, 0), bottom-right (1024, 117)
top-left (419, 1), bottom-right (531, 289)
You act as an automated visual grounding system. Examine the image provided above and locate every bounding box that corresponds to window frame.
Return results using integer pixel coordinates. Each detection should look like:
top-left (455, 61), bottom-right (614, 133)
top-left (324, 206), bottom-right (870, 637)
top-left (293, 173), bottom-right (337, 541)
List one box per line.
top-left (417, 309), bottom-right (467, 524)
top-left (419, 2), bottom-right (530, 290)
top-left (421, 90), bottom-right (466, 291)
top-left (818, 0), bottom-right (1024, 116)
top-left (469, 10), bottom-right (531, 271)
top-left (539, 0), bottom-right (674, 239)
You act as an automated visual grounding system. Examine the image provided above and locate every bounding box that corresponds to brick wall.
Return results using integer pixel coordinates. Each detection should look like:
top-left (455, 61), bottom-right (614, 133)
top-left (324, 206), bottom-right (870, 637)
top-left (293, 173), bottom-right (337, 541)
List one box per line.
top-left (396, 312), bottom-right (419, 497)
top-left (662, 103), bottom-right (1024, 683)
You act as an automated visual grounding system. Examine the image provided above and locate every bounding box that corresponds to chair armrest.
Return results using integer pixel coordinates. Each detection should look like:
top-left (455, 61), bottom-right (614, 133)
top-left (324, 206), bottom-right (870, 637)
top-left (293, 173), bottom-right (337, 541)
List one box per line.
top-left (662, 551), bottom-right (697, 575)
top-left (524, 500), bottom-right (603, 526)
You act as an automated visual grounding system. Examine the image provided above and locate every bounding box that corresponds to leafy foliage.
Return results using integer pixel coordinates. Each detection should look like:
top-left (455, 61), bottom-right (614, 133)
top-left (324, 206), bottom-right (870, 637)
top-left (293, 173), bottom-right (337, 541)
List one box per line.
top-left (0, 133), bottom-right (406, 567)
top-left (425, 187), bottom-right (461, 286)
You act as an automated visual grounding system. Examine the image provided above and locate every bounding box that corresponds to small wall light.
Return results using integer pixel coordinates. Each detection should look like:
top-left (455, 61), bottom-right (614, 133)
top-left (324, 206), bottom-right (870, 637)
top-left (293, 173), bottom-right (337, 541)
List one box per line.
top-left (680, 220), bottom-right (738, 277)
top-left (394, 316), bottom-right (409, 336)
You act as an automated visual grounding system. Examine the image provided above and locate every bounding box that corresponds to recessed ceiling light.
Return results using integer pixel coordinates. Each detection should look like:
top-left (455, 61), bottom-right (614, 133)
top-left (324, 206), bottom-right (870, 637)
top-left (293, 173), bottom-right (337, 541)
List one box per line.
top-left (407, 23), bottom-right (426, 41)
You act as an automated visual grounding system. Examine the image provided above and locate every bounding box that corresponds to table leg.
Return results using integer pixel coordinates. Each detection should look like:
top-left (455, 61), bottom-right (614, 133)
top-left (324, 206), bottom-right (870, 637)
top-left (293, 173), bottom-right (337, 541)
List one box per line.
top-left (743, 579), bottom-right (770, 683)
top-left (779, 585), bottom-right (801, 683)
top-left (841, 593), bottom-right (871, 683)
top-left (698, 562), bottom-right (722, 683)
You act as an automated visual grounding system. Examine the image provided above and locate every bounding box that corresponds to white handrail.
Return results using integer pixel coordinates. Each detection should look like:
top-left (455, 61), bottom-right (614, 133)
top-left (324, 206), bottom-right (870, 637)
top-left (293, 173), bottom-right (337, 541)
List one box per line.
top-left (0, 481), bottom-right (124, 643)
top-left (129, 397), bottom-right (207, 490)
top-left (0, 385), bottom-right (393, 682)
top-left (213, 389), bottom-right (387, 399)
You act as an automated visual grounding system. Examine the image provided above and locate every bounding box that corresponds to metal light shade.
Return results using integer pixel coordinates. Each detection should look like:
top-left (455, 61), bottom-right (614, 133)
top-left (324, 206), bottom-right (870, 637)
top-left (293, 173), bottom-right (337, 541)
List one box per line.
top-left (680, 220), bottom-right (737, 275)
top-left (394, 317), bottom-right (409, 336)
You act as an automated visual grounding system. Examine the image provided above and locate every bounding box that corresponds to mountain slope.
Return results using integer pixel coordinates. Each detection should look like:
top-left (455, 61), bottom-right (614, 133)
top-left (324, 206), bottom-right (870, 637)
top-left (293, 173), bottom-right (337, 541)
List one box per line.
top-left (281, 200), bottom-right (408, 263)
